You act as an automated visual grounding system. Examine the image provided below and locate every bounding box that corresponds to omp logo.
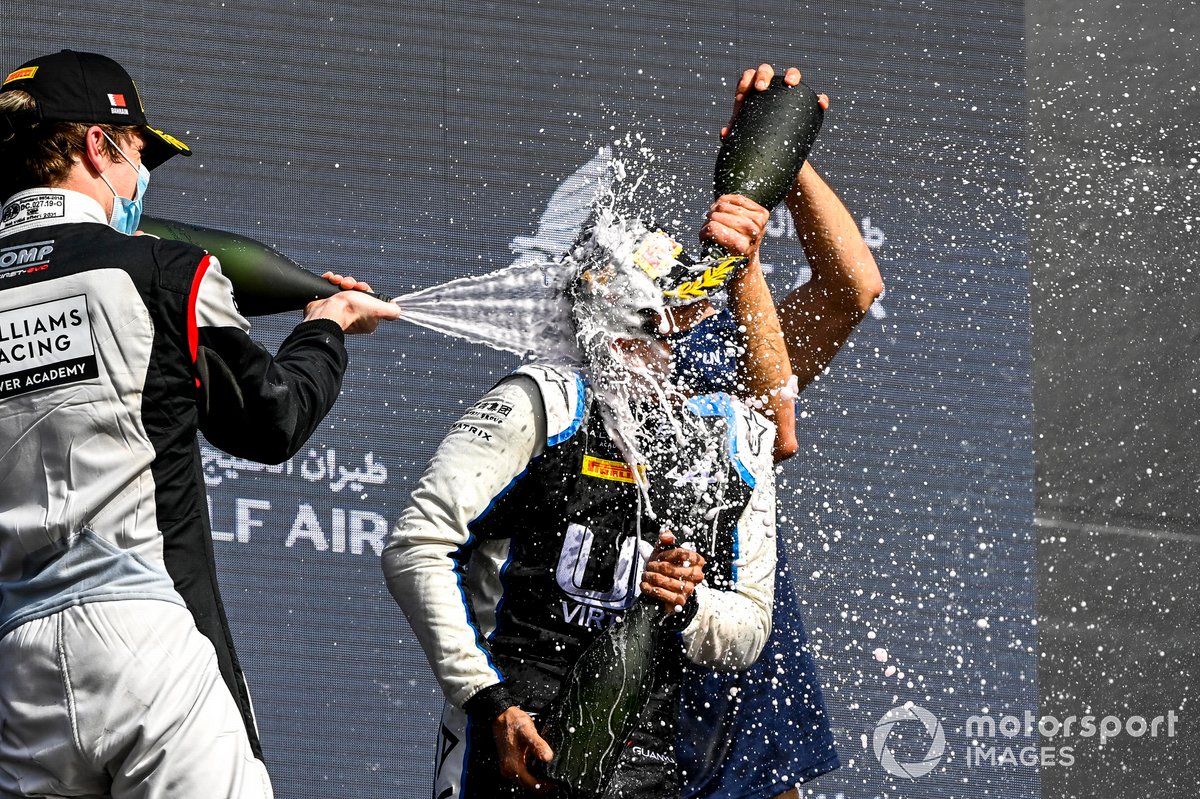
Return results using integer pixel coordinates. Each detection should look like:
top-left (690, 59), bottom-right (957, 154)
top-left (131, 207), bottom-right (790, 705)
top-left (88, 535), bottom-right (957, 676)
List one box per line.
top-left (872, 703), bottom-right (946, 778)
top-left (0, 241), bottom-right (54, 272)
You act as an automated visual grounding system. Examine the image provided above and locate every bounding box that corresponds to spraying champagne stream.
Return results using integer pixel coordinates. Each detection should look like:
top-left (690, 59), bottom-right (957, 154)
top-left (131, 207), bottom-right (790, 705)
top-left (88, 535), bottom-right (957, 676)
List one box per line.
top-left (140, 76), bottom-right (820, 344)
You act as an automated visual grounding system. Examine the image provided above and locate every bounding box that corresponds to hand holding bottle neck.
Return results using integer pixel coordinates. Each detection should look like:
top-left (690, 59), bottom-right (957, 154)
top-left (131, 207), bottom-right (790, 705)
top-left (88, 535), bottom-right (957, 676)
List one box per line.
top-left (638, 530), bottom-right (704, 617)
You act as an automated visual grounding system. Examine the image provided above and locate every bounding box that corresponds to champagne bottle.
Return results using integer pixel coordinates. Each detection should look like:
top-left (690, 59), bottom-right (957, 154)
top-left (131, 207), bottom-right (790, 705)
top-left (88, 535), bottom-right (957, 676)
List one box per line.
top-left (537, 593), bottom-right (665, 798)
top-left (139, 216), bottom-right (390, 316)
top-left (712, 75), bottom-right (825, 211)
top-left (662, 78), bottom-right (825, 299)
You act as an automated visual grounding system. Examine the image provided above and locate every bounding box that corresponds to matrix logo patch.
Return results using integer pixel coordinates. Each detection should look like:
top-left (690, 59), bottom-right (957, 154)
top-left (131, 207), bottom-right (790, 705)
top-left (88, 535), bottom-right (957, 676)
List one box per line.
top-left (0, 294), bottom-right (98, 399)
top-left (581, 454), bottom-right (644, 484)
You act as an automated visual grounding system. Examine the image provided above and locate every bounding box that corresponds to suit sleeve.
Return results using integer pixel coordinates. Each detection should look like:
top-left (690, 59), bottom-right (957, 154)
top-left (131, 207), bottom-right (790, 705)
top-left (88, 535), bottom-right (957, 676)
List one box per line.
top-left (680, 411), bottom-right (777, 671)
top-left (382, 377), bottom-right (544, 710)
top-left (188, 254), bottom-right (348, 464)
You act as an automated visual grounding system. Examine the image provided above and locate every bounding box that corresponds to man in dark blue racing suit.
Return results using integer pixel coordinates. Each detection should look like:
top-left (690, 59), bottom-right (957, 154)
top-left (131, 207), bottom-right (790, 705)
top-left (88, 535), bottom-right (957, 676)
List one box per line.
top-left (674, 63), bottom-right (884, 799)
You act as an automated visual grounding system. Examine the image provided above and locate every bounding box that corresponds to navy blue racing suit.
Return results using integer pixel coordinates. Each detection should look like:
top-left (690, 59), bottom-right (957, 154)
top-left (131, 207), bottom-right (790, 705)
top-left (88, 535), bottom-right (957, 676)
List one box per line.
top-left (671, 308), bottom-right (840, 799)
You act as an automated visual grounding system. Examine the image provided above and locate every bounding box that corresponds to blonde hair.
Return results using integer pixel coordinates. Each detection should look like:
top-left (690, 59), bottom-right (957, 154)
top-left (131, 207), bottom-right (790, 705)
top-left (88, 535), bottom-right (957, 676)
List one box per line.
top-left (0, 89), bottom-right (138, 199)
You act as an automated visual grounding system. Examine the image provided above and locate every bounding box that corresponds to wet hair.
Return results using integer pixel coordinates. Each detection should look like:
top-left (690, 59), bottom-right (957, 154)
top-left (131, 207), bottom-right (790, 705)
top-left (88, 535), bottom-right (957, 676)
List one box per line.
top-left (0, 90), bottom-right (139, 200)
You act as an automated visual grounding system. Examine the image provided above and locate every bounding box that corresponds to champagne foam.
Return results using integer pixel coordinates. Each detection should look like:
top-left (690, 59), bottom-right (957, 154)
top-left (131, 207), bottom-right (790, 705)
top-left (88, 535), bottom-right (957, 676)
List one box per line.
top-left (393, 153), bottom-right (717, 525)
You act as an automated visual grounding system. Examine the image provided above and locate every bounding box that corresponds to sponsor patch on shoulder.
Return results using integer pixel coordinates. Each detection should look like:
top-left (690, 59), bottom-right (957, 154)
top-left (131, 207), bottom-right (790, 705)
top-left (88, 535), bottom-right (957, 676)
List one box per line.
top-left (461, 398), bottom-right (513, 425)
top-left (450, 421), bottom-right (493, 441)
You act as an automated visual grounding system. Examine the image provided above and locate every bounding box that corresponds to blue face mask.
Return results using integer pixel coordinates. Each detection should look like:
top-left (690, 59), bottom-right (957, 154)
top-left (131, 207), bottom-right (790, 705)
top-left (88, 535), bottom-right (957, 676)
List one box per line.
top-left (98, 132), bottom-right (150, 235)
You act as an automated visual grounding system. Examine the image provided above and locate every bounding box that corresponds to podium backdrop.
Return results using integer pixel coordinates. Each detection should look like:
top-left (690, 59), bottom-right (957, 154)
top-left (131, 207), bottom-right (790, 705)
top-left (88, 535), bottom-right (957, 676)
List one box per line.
top-left (1, 2), bottom-right (1033, 797)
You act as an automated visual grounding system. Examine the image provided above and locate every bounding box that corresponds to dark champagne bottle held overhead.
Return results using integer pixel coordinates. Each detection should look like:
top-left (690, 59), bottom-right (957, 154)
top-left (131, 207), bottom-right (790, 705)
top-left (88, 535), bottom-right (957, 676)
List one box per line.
top-left (712, 75), bottom-right (825, 211)
top-left (139, 216), bottom-right (390, 316)
top-left (662, 77), bottom-right (826, 297)
top-left (537, 593), bottom-right (664, 798)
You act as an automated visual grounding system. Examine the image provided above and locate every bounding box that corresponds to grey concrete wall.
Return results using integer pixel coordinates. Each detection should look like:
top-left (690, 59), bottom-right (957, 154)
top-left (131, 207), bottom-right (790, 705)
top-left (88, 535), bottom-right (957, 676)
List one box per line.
top-left (1029, 0), bottom-right (1199, 795)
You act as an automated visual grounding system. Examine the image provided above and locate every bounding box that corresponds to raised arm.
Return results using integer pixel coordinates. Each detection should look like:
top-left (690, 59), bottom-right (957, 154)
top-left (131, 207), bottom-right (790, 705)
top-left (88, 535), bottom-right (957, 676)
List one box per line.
top-left (778, 161), bottom-right (883, 390)
top-left (703, 64), bottom-right (818, 462)
top-left (721, 63), bottom-right (883, 420)
top-left (700, 196), bottom-right (798, 461)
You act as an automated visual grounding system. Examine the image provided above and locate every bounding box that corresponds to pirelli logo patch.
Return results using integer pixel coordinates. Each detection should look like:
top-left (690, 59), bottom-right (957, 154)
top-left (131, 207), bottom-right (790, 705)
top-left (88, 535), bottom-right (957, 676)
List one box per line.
top-left (581, 454), bottom-right (644, 484)
top-left (3, 66), bottom-right (37, 85)
top-left (0, 294), bottom-right (98, 399)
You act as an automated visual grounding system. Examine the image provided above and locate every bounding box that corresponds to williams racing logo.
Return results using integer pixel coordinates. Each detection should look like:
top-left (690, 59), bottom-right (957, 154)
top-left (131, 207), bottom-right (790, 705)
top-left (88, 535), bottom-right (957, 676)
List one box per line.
top-left (0, 294), bottom-right (98, 399)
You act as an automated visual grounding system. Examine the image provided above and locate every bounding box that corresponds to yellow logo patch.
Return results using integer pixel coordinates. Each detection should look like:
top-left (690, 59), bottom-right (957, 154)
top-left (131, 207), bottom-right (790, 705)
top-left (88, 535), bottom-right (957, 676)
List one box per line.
top-left (3, 66), bottom-right (38, 85)
top-left (147, 126), bottom-right (191, 154)
top-left (582, 454), bottom-right (645, 484)
top-left (662, 256), bottom-right (744, 301)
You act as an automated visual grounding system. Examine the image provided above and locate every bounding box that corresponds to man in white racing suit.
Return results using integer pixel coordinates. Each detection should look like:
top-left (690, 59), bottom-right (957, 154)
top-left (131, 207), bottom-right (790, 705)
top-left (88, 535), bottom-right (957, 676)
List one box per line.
top-left (0, 50), bottom-right (399, 798)
top-left (383, 213), bottom-right (778, 799)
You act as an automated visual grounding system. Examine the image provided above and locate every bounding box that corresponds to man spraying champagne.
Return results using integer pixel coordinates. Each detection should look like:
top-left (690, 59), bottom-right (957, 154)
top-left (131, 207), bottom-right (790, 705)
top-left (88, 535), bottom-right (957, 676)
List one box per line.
top-left (0, 49), bottom-right (400, 799)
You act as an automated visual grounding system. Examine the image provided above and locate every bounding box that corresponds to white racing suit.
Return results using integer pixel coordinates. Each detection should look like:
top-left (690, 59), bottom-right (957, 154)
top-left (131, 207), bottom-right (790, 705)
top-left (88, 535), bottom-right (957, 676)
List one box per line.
top-left (0, 189), bottom-right (350, 798)
top-left (383, 364), bottom-right (778, 799)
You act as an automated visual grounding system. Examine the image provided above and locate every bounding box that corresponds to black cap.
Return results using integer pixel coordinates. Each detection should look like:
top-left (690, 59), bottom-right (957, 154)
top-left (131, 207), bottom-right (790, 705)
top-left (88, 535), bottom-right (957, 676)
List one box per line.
top-left (1, 50), bottom-right (190, 169)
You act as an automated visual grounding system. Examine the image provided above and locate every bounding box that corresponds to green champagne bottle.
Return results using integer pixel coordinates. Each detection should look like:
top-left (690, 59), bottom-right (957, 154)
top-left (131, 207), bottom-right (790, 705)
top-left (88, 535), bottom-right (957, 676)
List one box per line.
top-left (712, 75), bottom-right (825, 211)
top-left (139, 216), bottom-right (390, 316)
top-left (538, 594), bottom-right (665, 798)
